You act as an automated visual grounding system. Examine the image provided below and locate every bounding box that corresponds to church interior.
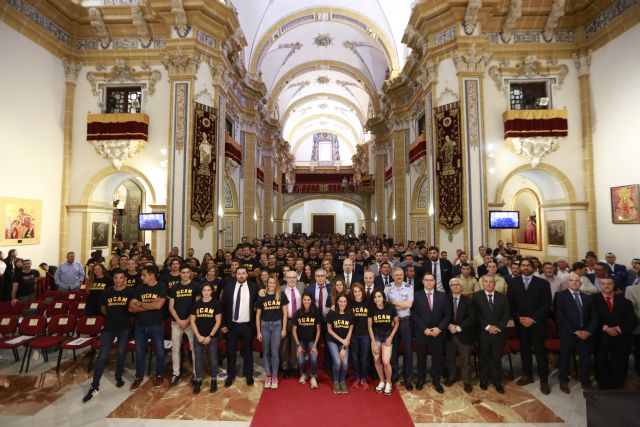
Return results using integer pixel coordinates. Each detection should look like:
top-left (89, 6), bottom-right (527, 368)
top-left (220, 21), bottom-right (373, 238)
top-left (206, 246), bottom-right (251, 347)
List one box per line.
top-left (0, 0), bottom-right (639, 426)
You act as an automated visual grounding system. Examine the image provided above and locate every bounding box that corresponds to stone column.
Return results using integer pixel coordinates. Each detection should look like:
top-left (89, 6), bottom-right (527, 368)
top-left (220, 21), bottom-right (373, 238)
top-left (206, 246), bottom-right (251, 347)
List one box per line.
top-left (392, 120), bottom-right (410, 244)
top-left (374, 143), bottom-right (387, 236)
top-left (574, 50), bottom-right (598, 253)
top-left (58, 57), bottom-right (81, 262)
top-left (263, 147), bottom-right (274, 237)
top-left (242, 127), bottom-right (257, 239)
top-left (274, 164), bottom-right (284, 234)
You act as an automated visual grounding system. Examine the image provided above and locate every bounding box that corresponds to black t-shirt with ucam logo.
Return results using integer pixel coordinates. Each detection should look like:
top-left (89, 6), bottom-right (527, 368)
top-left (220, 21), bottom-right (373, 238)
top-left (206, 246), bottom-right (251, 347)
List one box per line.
top-left (133, 282), bottom-right (167, 326)
top-left (192, 298), bottom-right (221, 337)
top-left (100, 286), bottom-right (133, 331)
top-left (169, 282), bottom-right (197, 320)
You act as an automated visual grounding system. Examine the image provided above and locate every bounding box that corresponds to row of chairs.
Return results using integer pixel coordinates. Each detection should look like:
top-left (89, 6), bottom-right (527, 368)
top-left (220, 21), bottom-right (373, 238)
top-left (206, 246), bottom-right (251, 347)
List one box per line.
top-left (0, 300), bottom-right (87, 318)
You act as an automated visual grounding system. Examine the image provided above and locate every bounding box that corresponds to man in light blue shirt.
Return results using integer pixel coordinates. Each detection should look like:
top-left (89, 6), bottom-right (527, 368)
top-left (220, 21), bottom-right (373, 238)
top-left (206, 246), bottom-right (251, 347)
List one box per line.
top-left (385, 267), bottom-right (414, 390)
top-left (54, 251), bottom-right (85, 292)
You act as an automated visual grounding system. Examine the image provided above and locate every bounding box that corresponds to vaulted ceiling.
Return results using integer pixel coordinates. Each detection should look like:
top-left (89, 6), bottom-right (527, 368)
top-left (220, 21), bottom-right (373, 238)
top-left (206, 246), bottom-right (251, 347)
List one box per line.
top-left (233, 1), bottom-right (414, 165)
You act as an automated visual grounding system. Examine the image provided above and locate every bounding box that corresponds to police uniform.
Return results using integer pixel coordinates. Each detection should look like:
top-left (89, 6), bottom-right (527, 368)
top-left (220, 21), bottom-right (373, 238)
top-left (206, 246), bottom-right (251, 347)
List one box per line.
top-left (385, 281), bottom-right (414, 384)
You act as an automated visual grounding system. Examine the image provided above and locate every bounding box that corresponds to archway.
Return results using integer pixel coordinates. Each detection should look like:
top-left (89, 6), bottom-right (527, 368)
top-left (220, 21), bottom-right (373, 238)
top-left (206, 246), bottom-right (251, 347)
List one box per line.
top-left (283, 198), bottom-right (365, 235)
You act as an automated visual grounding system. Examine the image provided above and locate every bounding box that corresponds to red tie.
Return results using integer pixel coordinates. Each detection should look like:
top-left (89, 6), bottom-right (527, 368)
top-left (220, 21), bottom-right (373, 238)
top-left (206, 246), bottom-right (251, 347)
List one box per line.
top-left (290, 288), bottom-right (297, 317)
top-left (606, 296), bottom-right (613, 312)
top-left (427, 292), bottom-right (433, 310)
top-left (318, 286), bottom-right (324, 315)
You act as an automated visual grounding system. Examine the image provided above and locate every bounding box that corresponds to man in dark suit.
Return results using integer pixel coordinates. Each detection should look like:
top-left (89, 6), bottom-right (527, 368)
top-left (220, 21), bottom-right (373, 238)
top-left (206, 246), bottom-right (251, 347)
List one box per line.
top-left (476, 254), bottom-right (493, 278)
top-left (374, 262), bottom-right (393, 289)
top-left (592, 275), bottom-right (638, 389)
top-left (472, 275), bottom-right (510, 393)
top-left (411, 272), bottom-right (451, 393)
top-left (554, 273), bottom-right (599, 392)
top-left (604, 252), bottom-right (629, 292)
top-left (306, 268), bottom-right (332, 374)
top-left (443, 277), bottom-right (475, 392)
top-left (335, 258), bottom-right (364, 289)
top-left (507, 258), bottom-right (552, 394)
top-left (422, 246), bottom-right (453, 294)
top-left (220, 266), bottom-right (258, 387)
top-left (362, 270), bottom-right (383, 299)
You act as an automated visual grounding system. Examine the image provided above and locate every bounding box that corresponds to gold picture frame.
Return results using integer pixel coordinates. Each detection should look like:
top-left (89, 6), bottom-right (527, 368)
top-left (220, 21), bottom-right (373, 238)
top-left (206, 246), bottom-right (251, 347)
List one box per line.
top-left (547, 220), bottom-right (566, 247)
top-left (511, 188), bottom-right (541, 251)
top-left (0, 197), bottom-right (42, 246)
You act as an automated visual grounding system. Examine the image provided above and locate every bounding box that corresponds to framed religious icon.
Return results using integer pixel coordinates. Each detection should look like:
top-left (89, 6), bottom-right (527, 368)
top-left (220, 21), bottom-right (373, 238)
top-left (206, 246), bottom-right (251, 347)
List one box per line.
top-left (91, 222), bottom-right (110, 249)
top-left (345, 223), bottom-right (355, 235)
top-left (511, 188), bottom-right (541, 250)
top-left (611, 184), bottom-right (639, 224)
top-left (0, 197), bottom-right (42, 245)
top-left (547, 220), bottom-right (566, 246)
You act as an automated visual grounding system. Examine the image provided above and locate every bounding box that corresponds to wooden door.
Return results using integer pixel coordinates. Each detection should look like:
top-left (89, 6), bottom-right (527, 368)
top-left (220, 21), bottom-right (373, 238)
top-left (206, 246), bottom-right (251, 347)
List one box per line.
top-left (312, 215), bottom-right (335, 234)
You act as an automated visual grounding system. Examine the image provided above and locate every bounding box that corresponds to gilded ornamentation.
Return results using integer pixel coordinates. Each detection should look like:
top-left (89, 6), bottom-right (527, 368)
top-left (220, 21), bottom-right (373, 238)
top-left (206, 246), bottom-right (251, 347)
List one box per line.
top-left (417, 180), bottom-right (428, 209)
top-left (544, 0), bottom-right (566, 42)
top-left (452, 44), bottom-right (492, 72)
top-left (434, 26), bottom-right (455, 46)
top-left (316, 76), bottom-right (330, 84)
top-left (463, 0), bottom-right (482, 35)
top-left (173, 82), bottom-right (188, 151)
top-left (403, 24), bottom-right (428, 55)
top-left (285, 80), bottom-right (310, 98)
top-left (417, 221), bottom-right (427, 242)
top-left (313, 33), bottom-right (333, 47)
top-left (131, 5), bottom-right (151, 47)
top-left (63, 57), bottom-right (81, 84)
top-left (487, 55), bottom-right (570, 93)
top-left (277, 42), bottom-right (303, 67)
top-left (90, 139), bottom-right (146, 169)
top-left (88, 7), bottom-right (111, 49)
top-left (572, 50), bottom-right (592, 77)
top-left (162, 51), bottom-right (201, 77)
top-left (86, 60), bottom-right (161, 109)
top-left (501, 0), bottom-right (522, 43)
top-left (171, 0), bottom-right (189, 37)
top-left (223, 180), bottom-right (233, 208)
top-left (223, 220), bottom-right (234, 248)
top-left (464, 79), bottom-right (480, 149)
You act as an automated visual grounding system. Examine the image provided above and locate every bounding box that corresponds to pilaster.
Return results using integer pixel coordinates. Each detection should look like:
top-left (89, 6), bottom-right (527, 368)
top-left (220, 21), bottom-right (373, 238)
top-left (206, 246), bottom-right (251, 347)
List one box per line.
top-left (243, 128), bottom-right (257, 239)
top-left (263, 147), bottom-right (274, 237)
top-left (392, 119), bottom-right (410, 244)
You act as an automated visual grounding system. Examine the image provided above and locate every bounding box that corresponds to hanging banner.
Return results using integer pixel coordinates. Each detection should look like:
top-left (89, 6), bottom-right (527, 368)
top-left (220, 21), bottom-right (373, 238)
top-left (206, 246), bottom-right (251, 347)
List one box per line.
top-left (435, 101), bottom-right (463, 230)
top-left (190, 103), bottom-right (217, 229)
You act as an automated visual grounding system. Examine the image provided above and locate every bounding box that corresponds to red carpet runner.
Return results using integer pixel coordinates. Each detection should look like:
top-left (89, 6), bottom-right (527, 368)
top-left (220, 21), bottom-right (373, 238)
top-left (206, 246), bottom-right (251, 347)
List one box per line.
top-left (251, 371), bottom-right (414, 427)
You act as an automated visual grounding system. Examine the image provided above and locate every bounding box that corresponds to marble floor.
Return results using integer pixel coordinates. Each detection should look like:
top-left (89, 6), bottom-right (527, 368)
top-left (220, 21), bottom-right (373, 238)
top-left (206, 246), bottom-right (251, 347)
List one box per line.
top-left (0, 346), bottom-right (636, 427)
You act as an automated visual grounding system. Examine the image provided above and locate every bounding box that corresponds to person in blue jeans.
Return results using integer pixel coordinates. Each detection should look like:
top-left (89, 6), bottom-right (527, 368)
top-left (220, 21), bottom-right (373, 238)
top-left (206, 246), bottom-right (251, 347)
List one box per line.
top-left (190, 283), bottom-right (222, 393)
top-left (293, 292), bottom-right (321, 389)
top-left (326, 295), bottom-right (354, 394)
top-left (128, 264), bottom-right (168, 390)
top-left (256, 275), bottom-right (288, 390)
top-left (83, 269), bottom-right (133, 402)
top-left (349, 283), bottom-right (371, 389)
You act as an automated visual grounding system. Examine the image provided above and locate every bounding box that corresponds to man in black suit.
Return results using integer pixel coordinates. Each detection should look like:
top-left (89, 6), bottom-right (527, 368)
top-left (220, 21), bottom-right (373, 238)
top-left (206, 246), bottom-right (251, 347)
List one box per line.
top-left (411, 272), bottom-right (451, 393)
top-left (476, 254), bottom-right (493, 278)
top-left (592, 275), bottom-right (638, 389)
top-left (443, 278), bottom-right (475, 392)
top-left (374, 262), bottom-right (392, 289)
top-left (362, 270), bottom-right (383, 299)
top-left (472, 275), bottom-right (510, 393)
top-left (335, 258), bottom-right (363, 289)
top-left (306, 268), bottom-right (333, 374)
top-left (554, 273), bottom-right (599, 392)
top-left (422, 246), bottom-right (453, 294)
top-left (507, 258), bottom-right (552, 394)
top-left (220, 266), bottom-right (258, 387)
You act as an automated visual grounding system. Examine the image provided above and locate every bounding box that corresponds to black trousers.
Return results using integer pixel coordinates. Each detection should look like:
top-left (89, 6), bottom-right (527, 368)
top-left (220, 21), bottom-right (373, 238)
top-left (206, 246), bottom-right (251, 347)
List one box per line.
top-left (226, 322), bottom-right (253, 380)
top-left (280, 319), bottom-right (297, 370)
top-left (558, 334), bottom-right (591, 384)
top-left (517, 323), bottom-right (549, 382)
top-left (478, 335), bottom-right (506, 386)
top-left (595, 337), bottom-right (631, 389)
top-left (391, 317), bottom-right (413, 382)
top-left (415, 333), bottom-right (444, 383)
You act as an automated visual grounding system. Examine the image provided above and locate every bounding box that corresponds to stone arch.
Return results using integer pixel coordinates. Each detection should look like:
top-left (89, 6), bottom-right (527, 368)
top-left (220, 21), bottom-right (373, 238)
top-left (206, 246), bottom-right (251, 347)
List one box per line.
top-left (81, 166), bottom-right (157, 205)
top-left (494, 163), bottom-right (577, 205)
top-left (282, 194), bottom-right (366, 218)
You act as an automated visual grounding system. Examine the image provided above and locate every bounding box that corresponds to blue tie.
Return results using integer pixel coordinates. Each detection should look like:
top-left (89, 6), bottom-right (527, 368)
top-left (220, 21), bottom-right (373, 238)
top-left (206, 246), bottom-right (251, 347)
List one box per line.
top-left (573, 292), bottom-right (583, 327)
top-left (524, 277), bottom-right (530, 290)
top-left (488, 294), bottom-right (494, 310)
top-left (233, 284), bottom-right (243, 321)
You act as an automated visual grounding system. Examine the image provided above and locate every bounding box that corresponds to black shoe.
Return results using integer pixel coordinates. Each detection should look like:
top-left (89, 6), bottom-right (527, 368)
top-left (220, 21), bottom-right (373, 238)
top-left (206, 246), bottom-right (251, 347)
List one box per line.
top-left (115, 379), bottom-right (125, 388)
top-left (495, 383), bottom-right (505, 394)
top-left (405, 381), bottom-right (414, 391)
top-left (282, 370), bottom-right (290, 379)
top-left (480, 382), bottom-right (488, 390)
top-left (82, 387), bottom-right (99, 403)
top-left (171, 375), bottom-right (181, 387)
top-left (464, 383), bottom-right (472, 393)
top-left (210, 380), bottom-right (217, 393)
top-left (433, 382), bottom-right (444, 394)
top-left (193, 381), bottom-right (202, 394)
top-left (415, 380), bottom-right (424, 390)
top-left (246, 376), bottom-right (254, 386)
top-left (224, 378), bottom-right (234, 388)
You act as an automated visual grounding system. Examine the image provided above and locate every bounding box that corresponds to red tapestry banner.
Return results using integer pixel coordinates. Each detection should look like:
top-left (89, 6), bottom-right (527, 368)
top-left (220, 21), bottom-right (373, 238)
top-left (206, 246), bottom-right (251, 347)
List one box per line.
top-left (225, 135), bottom-right (243, 165)
top-left (190, 103), bottom-right (216, 229)
top-left (435, 102), bottom-right (463, 230)
top-left (503, 109), bottom-right (568, 138)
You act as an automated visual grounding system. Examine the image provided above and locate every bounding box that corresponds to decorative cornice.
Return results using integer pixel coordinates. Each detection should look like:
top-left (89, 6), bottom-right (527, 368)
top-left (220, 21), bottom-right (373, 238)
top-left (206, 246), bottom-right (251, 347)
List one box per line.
top-left (131, 5), bottom-right (151, 47)
top-left (403, 24), bottom-right (428, 55)
top-left (162, 51), bottom-right (201, 77)
top-left (63, 57), bottom-right (81, 84)
top-left (452, 44), bottom-right (492, 72)
top-left (544, 0), bottom-right (567, 42)
top-left (572, 50), bottom-right (592, 78)
top-left (86, 60), bottom-right (161, 110)
top-left (463, 0), bottom-right (482, 36)
top-left (416, 60), bottom-right (438, 88)
top-left (88, 7), bottom-right (111, 49)
top-left (170, 0), bottom-right (188, 35)
top-left (488, 55), bottom-right (569, 93)
top-left (501, 0), bottom-right (523, 43)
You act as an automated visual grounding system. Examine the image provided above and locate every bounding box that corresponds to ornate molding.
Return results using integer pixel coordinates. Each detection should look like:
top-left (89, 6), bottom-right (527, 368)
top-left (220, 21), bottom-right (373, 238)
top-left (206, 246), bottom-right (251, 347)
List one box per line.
top-left (131, 5), bottom-right (151, 47)
top-left (171, 0), bottom-right (189, 36)
top-left (90, 139), bottom-right (146, 169)
top-left (437, 85), bottom-right (459, 106)
top-left (63, 57), bottom-right (81, 84)
top-left (277, 42), bottom-right (303, 68)
top-left (313, 33), bottom-right (333, 47)
top-left (463, 0), bottom-right (482, 35)
top-left (501, 0), bottom-right (522, 43)
top-left (403, 24), bottom-right (428, 55)
top-left (452, 44), bottom-right (492, 72)
top-left (88, 7), bottom-right (111, 49)
top-left (572, 50), bottom-right (592, 78)
top-left (86, 60), bottom-right (161, 109)
top-left (487, 55), bottom-right (569, 93)
top-left (162, 51), bottom-right (201, 77)
top-left (416, 60), bottom-right (438, 89)
top-left (507, 137), bottom-right (560, 167)
top-left (544, 0), bottom-right (566, 42)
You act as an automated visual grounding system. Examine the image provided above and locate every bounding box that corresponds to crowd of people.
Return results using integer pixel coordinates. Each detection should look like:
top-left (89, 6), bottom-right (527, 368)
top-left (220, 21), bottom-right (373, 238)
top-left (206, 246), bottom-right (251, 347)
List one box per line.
top-left (0, 234), bottom-right (638, 403)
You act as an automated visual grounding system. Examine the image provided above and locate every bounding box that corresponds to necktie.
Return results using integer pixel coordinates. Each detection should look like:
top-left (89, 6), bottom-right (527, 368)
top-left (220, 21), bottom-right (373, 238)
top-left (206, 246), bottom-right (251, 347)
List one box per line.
top-left (606, 296), bottom-right (613, 312)
top-left (433, 262), bottom-right (438, 283)
top-left (488, 294), bottom-right (494, 310)
top-left (524, 277), bottom-right (530, 290)
top-left (233, 284), bottom-right (243, 321)
top-left (408, 278), bottom-right (413, 287)
top-left (290, 288), bottom-right (297, 317)
top-left (384, 276), bottom-right (389, 286)
top-left (318, 286), bottom-right (324, 315)
top-left (454, 297), bottom-right (459, 317)
top-left (427, 292), bottom-right (433, 310)
top-left (366, 287), bottom-right (371, 298)
top-left (573, 292), bottom-right (583, 327)
top-left (346, 274), bottom-right (350, 287)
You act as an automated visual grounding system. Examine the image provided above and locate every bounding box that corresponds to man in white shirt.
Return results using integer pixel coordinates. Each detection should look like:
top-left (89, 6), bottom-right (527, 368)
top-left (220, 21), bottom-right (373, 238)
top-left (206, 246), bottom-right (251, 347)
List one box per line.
top-left (556, 258), bottom-right (572, 282)
top-left (540, 262), bottom-right (566, 299)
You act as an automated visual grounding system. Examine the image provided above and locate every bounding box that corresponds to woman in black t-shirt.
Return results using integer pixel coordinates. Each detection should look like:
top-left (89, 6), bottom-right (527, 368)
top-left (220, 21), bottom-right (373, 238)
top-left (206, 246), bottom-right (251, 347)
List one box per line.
top-left (189, 283), bottom-right (222, 394)
top-left (326, 295), bottom-right (354, 394)
top-left (367, 289), bottom-right (399, 396)
top-left (255, 275), bottom-right (288, 390)
top-left (326, 279), bottom-right (347, 310)
top-left (86, 264), bottom-right (113, 316)
top-left (292, 293), bottom-right (320, 389)
top-left (301, 265), bottom-right (313, 285)
top-left (349, 283), bottom-right (370, 389)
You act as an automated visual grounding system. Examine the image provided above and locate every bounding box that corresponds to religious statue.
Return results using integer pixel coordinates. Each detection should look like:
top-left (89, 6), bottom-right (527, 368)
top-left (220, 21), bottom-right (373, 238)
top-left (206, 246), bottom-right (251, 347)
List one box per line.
top-left (198, 132), bottom-right (212, 175)
top-left (440, 135), bottom-right (456, 176)
top-left (524, 215), bottom-right (537, 244)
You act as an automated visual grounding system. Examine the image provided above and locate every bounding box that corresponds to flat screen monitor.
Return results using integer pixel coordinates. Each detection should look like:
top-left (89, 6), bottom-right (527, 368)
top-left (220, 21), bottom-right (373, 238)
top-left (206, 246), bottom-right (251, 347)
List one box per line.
top-left (138, 213), bottom-right (165, 231)
top-left (489, 211), bottom-right (520, 229)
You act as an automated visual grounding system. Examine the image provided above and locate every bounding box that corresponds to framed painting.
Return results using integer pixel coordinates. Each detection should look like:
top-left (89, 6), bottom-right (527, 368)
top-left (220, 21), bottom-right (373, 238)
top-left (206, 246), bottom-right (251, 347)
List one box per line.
top-left (547, 220), bottom-right (566, 246)
top-left (345, 223), bottom-right (355, 235)
top-left (0, 197), bottom-right (42, 245)
top-left (511, 188), bottom-right (541, 250)
top-left (91, 222), bottom-right (110, 249)
top-left (611, 184), bottom-right (639, 224)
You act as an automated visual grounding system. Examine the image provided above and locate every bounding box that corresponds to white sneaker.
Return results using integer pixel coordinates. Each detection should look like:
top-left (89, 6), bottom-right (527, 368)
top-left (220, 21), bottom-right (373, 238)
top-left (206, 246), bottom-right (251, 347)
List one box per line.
top-left (264, 376), bottom-right (272, 389)
top-left (299, 374), bottom-right (307, 384)
top-left (375, 381), bottom-right (386, 393)
top-left (271, 378), bottom-right (279, 390)
top-left (310, 376), bottom-right (318, 389)
top-left (384, 382), bottom-right (392, 396)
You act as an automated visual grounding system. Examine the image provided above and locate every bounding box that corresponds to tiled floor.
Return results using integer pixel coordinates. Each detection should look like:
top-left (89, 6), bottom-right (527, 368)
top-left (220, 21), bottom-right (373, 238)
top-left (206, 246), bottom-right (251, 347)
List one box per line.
top-left (0, 346), bottom-right (636, 427)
